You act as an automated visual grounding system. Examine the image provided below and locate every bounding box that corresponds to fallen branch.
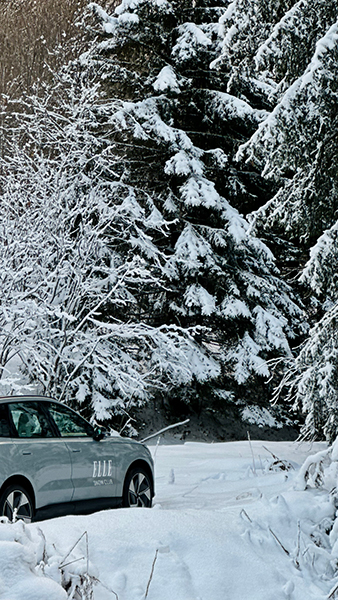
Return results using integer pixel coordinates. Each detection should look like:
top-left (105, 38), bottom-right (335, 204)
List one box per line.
top-left (140, 419), bottom-right (190, 443)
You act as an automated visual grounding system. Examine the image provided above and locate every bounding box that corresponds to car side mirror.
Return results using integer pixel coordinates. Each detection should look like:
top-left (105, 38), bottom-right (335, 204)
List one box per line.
top-left (93, 427), bottom-right (105, 441)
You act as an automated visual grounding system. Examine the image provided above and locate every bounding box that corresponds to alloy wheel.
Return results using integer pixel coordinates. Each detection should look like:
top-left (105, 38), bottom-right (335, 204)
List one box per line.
top-left (3, 489), bottom-right (32, 523)
top-left (128, 472), bottom-right (152, 507)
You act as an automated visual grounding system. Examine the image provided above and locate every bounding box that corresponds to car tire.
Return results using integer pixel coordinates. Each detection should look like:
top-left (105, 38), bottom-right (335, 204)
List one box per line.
top-left (123, 467), bottom-right (153, 508)
top-left (0, 484), bottom-right (34, 523)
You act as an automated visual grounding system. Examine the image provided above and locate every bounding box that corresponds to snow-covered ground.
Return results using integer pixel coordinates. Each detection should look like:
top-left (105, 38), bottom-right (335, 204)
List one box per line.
top-left (1, 439), bottom-right (338, 600)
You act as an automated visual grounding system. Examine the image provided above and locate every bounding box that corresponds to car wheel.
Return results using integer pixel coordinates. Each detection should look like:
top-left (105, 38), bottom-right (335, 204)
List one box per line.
top-left (0, 484), bottom-right (34, 523)
top-left (123, 468), bottom-right (153, 508)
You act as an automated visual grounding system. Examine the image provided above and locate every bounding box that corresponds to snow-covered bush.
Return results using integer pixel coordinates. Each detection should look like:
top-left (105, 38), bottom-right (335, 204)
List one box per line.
top-left (0, 76), bottom-right (219, 422)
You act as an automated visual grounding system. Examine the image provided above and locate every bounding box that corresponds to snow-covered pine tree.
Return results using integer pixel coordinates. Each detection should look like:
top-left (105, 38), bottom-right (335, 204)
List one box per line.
top-left (236, 14), bottom-right (338, 441)
top-left (210, 0), bottom-right (297, 107)
top-left (300, 222), bottom-right (338, 306)
top-left (273, 220), bottom-right (338, 442)
top-left (238, 20), bottom-right (338, 247)
top-left (276, 304), bottom-right (338, 443)
top-left (67, 0), bottom-right (307, 418)
top-left (254, 0), bottom-right (338, 100)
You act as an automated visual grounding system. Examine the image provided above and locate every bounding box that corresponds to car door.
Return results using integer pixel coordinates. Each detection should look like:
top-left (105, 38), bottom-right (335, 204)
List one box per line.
top-left (8, 401), bottom-right (74, 509)
top-left (46, 402), bottom-right (117, 501)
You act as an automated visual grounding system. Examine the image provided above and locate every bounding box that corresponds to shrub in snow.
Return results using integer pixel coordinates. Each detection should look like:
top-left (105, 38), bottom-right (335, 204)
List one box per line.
top-left (0, 80), bottom-right (219, 424)
top-left (298, 440), bottom-right (338, 575)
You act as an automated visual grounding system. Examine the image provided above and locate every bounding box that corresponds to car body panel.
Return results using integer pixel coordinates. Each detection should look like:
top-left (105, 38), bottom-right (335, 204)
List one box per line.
top-left (65, 437), bottom-right (117, 501)
top-left (0, 438), bottom-right (20, 483)
top-left (13, 438), bottom-right (73, 508)
top-left (111, 438), bottom-right (154, 497)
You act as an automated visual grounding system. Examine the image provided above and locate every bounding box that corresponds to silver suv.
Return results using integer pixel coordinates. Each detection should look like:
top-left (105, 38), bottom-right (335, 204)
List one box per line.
top-left (0, 396), bottom-right (154, 522)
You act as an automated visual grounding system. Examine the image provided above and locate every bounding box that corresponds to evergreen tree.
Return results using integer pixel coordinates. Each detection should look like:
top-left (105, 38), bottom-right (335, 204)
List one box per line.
top-left (239, 21), bottom-right (338, 246)
top-left (254, 0), bottom-right (338, 100)
top-left (277, 221), bottom-right (338, 442)
top-left (277, 304), bottom-right (338, 442)
top-left (70, 0), bottom-right (306, 415)
top-left (0, 0), bottom-right (310, 432)
top-left (211, 0), bottom-right (297, 107)
top-left (238, 16), bottom-right (338, 441)
top-left (300, 221), bottom-right (338, 304)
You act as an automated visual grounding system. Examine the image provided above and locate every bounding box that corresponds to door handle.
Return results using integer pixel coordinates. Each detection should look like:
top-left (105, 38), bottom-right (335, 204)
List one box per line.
top-left (72, 449), bottom-right (81, 453)
top-left (22, 451), bottom-right (31, 455)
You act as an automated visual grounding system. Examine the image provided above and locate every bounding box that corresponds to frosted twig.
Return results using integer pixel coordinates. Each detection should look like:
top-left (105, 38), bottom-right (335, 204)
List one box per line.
top-left (86, 530), bottom-right (89, 576)
top-left (294, 520), bottom-right (301, 570)
top-left (119, 409), bottom-right (137, 436)
top-left (59, 531), bottom-right (88, 569)
top-left (59, 556), bottom-right (85, 569)
top-left (153, 435), bottom-right (161, 462)
top-left (263, 446), bottom-right (294, 471)
top-left (92, 576), bottom-right (119, 600)
top-left (144, 549), bottom-right (159, 599)
top-left (247, 432), bottom-right (256, 476)
top-left (258, 455), bottom-right (264, 473)
top-left (240, 509), bottom-right (252, 523)
top-left (37, 527), bottom-right (48, 564)
top-left (328, 582), bottom-right (338, 599)
top-left (268, 527), bottom-right (289, 556)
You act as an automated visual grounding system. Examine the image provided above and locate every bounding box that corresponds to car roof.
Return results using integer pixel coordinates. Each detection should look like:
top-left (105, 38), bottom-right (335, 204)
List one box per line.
top-left (0, 395), bottom-right (61, 405)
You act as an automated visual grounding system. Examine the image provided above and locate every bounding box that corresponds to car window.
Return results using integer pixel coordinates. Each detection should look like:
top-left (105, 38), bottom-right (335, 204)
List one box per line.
top-left (47, 403), bottom-right (94, 438)
top-left (0, 404), bottom-right (11, 437)
top-left (9, 402), bottom-right (54, 438)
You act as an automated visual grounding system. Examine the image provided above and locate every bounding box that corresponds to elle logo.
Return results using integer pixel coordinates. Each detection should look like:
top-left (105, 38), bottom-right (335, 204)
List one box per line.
top-left (92, 459), bottom-right (113, 478)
